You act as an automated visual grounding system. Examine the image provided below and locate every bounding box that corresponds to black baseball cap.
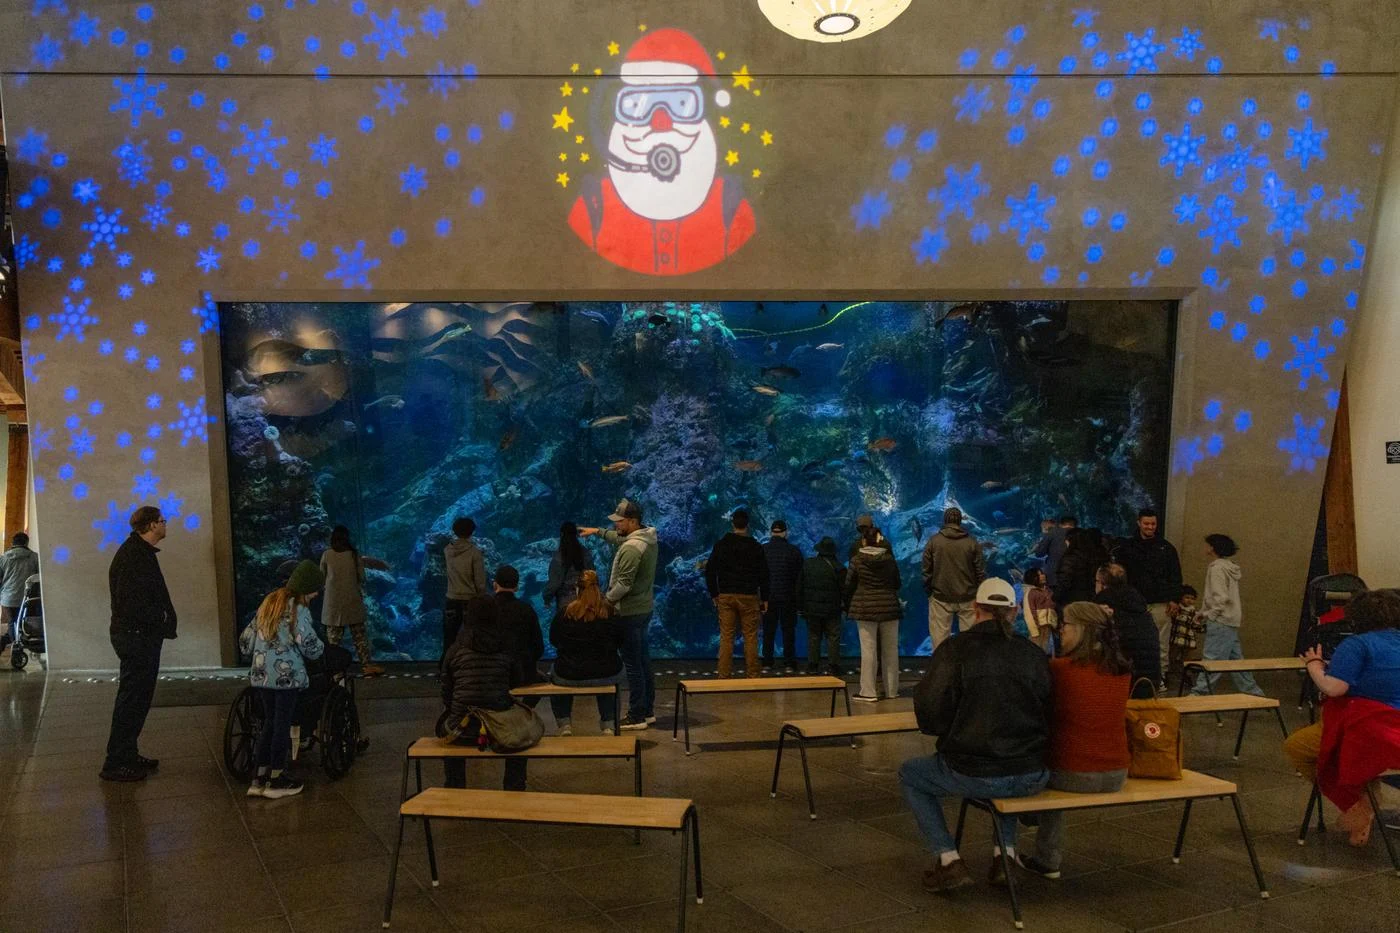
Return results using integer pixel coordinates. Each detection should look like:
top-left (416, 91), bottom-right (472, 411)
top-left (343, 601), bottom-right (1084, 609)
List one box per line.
top-left (608, 498), bottom-right (643, 522)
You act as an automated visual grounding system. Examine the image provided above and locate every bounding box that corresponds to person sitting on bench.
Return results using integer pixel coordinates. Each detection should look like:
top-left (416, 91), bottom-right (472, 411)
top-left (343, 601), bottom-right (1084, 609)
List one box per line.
top-left (549, 570), bottom-right (626, 735)
top-left (440, 596), bottom-right (529, 791)
top-left (1018, 602), bottom-right (1133, 879)
top-left (899, 578), bottom-right (1052, 893)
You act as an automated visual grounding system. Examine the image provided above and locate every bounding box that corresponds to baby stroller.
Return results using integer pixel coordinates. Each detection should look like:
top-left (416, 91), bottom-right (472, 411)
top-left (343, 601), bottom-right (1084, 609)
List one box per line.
top-left (1296, 572), bottom-right (1367, 718)
top-left (9, 576), bottom-right (45, 671)
top-left (222, 644), bottom-right (368, 781)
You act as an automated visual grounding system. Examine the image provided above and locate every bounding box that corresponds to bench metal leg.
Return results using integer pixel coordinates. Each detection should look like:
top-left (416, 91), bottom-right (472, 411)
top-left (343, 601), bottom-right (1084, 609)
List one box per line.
top-left (1229, 794), bottom-right (1270, 898)
top-left (614, 684), bottom-right (622, 735)
top-left (770, 727), bottom-right (788, 799)
top-left (690, 807), bottom-right (704, 904)
top-left (1298, 783), bottom-right (1324, 845)
top-left (843, 685), bottom-right (852, 717)
top-left (415, 759), bottom-right (424, 795)
top-left (1273, 705), bottom-right (1289, 739)
top-left (682, 688), bottom-right (693, 755)
top-left (398, 745), bottom-right (412, 803)
top-left (1233, 710), bottom-right (1251, 759)
top-left (1367, 781), bottom-right (1400, 874)
top-left (423, 817), bottom-right (438, 887)
top-left (677, 817), bottom-right (691, 932)
top-left (634, 753), bottom-right (643, 845)
top-left (671, 681), bottom-right (682, 742)
top-left (382, 815), bottom-right (406, 928)
top-left (988, 807), bottom-right (1024, 929)
top-left (830, 689), bottom-right (837, 717)
top-left (797, 735), bottom-right (816, 820)
top-left (1172, 800), bottom-right (1193, 863)
top-left (955, 799), bottom-right (969, 849)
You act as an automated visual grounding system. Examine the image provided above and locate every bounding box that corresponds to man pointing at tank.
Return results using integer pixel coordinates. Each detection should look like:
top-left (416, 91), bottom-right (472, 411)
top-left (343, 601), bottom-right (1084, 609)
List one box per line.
top-left (581, 498), bottom-right (658, 731)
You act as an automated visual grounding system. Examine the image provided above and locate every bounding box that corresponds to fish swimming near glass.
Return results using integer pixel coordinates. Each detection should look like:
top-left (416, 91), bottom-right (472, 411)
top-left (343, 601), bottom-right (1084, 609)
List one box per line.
top-left (602, 461), bottom-right (632, 474)
top-left (752, 384), bottom-right (782, 397)
top-left (588, 415), bottom-right (630, 428)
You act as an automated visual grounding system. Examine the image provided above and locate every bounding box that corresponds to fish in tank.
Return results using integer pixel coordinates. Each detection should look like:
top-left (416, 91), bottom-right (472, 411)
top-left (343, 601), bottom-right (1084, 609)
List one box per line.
top-left (220, 299), bottom-right (1174, 660)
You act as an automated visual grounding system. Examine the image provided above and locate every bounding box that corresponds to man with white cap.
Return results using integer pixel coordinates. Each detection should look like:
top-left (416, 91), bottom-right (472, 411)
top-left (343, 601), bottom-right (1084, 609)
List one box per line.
top-left (899, 577), bottom-right (1053, 893)
top-left (581, 499), bottom-right (658, 730)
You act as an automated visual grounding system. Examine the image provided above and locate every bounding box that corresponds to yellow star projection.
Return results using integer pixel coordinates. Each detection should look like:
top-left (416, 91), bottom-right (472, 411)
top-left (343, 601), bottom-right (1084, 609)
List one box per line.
top-left (546, 31), bottom-right (775, 196)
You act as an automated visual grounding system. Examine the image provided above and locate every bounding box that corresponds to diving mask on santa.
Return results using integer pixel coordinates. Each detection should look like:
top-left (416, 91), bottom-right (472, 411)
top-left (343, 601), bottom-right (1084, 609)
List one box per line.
top-left (614, 85), bottom-right (704, 126)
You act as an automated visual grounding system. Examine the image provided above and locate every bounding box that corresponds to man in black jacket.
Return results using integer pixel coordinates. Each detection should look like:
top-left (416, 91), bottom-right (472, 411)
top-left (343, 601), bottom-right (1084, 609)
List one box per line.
top-left (761, 520), bottom-right (803, 670)
top-left (102, 505), bottom-right (177, 782)
top-left (1112, 508), bottom-right (1182, 684)
top-left (1093, 562), bottom-right (1162, 693)
top-left (899, 578), bottom-right (1052, 893)
top-left (705, 509), bottom-right (769, 678)
top-left (492, 565), bottom-right (544, 686)
top-left (796, 537), bottom-right (846, 674)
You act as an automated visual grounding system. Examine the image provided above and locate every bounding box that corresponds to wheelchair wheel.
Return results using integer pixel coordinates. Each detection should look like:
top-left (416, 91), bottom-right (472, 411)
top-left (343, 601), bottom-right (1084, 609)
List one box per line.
top-left (223, 687), bottom-right (263, 782)
top-left (320, 687), bottom-right (360, 780)
top-left (11, 646), bottom-right (28, 670)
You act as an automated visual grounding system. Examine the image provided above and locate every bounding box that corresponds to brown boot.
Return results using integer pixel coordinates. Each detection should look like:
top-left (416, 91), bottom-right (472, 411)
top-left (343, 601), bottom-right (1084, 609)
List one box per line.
top-left (922, 858), bottom-right (974, 893)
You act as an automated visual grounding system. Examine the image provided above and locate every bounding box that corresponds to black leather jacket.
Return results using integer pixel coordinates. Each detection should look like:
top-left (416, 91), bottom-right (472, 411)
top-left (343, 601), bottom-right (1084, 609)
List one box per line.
top-left (914, 620), bottom-right (1053, 777)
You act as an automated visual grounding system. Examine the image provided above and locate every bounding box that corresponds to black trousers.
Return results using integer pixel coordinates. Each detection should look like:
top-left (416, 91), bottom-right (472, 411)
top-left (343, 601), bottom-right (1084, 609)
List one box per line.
top-left (441, 599), bottom-right (469, 664)
top-left (105, 630), bottom-right (163, 769)
top-left (762, 603), bottom-right (800, 665)
top-left (805, 614), bottom-right (842, 668)
top-left (443, 716), bottom-right (527, 791)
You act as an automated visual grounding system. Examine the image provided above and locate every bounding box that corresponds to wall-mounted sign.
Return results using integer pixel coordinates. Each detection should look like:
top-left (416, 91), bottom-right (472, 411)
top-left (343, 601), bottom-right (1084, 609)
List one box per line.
top-left (1386, 441), bottom-right (1400, 464)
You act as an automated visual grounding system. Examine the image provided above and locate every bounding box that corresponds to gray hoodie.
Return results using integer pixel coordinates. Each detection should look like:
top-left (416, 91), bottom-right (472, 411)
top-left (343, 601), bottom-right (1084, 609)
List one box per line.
top-left (1200, 558), bottom-right (1242, 627)
top-left (603, 526), bottom-right (658, 616)
top-left (920, 525), bottom-right (986, 602)
top-left (444, 538), bottom-right (487, 601)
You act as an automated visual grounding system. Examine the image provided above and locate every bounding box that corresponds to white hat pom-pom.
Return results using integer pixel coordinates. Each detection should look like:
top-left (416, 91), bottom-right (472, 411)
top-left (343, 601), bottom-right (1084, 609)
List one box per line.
top-left (715, 89), bottom-right (731, 107)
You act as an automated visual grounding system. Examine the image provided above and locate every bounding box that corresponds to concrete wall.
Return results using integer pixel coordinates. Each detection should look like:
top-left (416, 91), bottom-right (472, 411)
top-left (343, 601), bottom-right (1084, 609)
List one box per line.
top-left (1, 0), bottom-right (1397, 668)
top-left (1349, 90), bottom-right (1400, 588)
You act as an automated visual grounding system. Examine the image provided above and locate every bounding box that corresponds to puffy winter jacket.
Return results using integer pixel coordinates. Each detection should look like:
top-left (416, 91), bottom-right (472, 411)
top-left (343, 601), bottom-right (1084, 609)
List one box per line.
top-left (441, 620), bottom-right (519, 720)
top-left (1112, 534), bottom-right (1183, 605)
top-left (1093, 581), bottom-right (1162, 687)
top-left (704, 532), bottom-right (770, 601)
top-left (762, 536), bottom-right (804, 606)
top-left (914, 619), bottom-right (1053, 777)
top-left (921, 525), bottom-right (986, 602)
top-left (796, 555), bottom-right (845, 619)
top-left (549, 613), bottom-right (624, 681)
top-left (845, 546), bottom-right (903, 622)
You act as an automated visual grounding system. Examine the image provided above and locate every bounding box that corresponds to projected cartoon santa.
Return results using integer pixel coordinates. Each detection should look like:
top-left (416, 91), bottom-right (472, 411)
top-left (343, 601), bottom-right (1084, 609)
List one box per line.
top-left (568, 28), bottom-right (756, 276)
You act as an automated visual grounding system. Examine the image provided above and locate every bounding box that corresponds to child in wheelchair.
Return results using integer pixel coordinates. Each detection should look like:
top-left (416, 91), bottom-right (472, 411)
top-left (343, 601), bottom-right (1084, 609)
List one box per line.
top-left (239, 560), bottom-right (326, 799)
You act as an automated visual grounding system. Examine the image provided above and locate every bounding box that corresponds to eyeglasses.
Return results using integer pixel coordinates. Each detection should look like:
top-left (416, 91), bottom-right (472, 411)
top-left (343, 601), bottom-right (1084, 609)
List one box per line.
top-left (153, 519), bottom-right (168, 525)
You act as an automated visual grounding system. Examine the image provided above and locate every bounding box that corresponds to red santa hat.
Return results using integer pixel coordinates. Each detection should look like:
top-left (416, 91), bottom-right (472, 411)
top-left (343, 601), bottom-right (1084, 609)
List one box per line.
top-left (620, 28), bottom-right (731, 105)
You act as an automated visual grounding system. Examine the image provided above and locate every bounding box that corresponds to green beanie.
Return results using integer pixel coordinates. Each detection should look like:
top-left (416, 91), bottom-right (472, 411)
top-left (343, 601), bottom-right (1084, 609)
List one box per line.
top-left (287, 559), bottom-right (325, 597)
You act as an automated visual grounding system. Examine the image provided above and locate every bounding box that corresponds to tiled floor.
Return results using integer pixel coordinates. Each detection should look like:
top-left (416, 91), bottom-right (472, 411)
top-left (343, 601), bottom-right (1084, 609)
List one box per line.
top-left (1, 664), bottom-right (1396, 932)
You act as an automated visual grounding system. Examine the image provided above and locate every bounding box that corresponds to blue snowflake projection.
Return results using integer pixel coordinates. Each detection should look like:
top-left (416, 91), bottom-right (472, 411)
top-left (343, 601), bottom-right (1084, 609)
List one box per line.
top-left (94, 500), bottom-right (139, 550)
top-left (113, 137), bottom-right (152, 187)
top-left (158, 492), bottom-right (185, 521)
top-left (1204, 143), bottom-right (1269, 193)
top-left (1278, 414), bottom-right (1328, 472)
top-left (911, 227), bottom-right (950, 265)
top-left (72, 178), bottom-right (102, 205)
top-left (132, 470), bottom-right (160, 499)
top-left (1001, 184), bottom-right (1056, 245)
top-left (1172, 436), bottom-right (1205, 476)
top-left (375, 79), bottom-right (408, 115)
top-left (110, 71), bottom-right (167, 128)
top-left (231, 119), bottom-right (288, 174)
top-left (31, 33), bottom-right (64, 69)
top-left (308, 133), bottom-right (338, 166)
top-left (14, 128), bottom-right (49, 165)
top-left (1159, 123), bottom-right (1206, 177)
top-left (168, 398), bottom-right (211, 446)
top-left (325, 241), bottom-right (381, 289)
top-left (15, 235), bottom-right (41, 270)
top-left (261, 197), bottom-right (300, 233)
top-left (363, 8), bottom-right (414, 61)
top-left (852, 190), bottom-right (892, 231)
top-left (1116, 29), bottom-right (1166, 74)
top-left (1282, 327), bottom-right (1335, 390)
top-left (196, 246), bottom-right (222, 273)
top-left (140, 200), bottom-right (170, 230)
top-left (48, 295), bottom-right (98, 341)
top-left (69, 11), bottom-right (100, 46)
top-left (1174, 194), bottom-right (1201, 224)
top-left (1266, 189), bottom-right (1311, 245)
top-left (931, 164), bottom-right (990, 222)
top-left (400, 164), bottom-right (428, 197)
top-left (69, 428), bottom-right (95, 459)
top-left (79, 206), bottom-right (129, 252)
top-left (1172, 28), bottom-right (1203, 61)
top-left (429, 62), bottom-right (461, 98)
top-left (1285, 119), bottom-right (1329, 170)
top-left (954, 84), bottom-right (994, 123)
top-left (1196, 194), bottom-right (1248, 254)
top-left (1320, 187), bottom-right (1362, 222)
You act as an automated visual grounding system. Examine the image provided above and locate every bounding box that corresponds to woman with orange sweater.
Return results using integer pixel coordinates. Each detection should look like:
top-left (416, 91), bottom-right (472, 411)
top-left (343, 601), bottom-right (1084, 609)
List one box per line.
top-left (1019, 601), bottom-right (1133, 878)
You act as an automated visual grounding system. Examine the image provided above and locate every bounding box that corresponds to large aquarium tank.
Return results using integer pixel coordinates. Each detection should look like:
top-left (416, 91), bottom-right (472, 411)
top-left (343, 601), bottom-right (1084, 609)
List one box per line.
top-left (219, 300), bottom-right (1174, 660)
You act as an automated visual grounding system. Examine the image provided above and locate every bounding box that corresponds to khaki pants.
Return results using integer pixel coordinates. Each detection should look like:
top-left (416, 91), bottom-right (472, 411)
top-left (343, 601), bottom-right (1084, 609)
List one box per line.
top-left (716, 594), bottom-right (761, 678)
top-left (1283, 722), bottom-right (1322, 783)
top-left (928, 598), bottom-right (972, 653)
top-left (1148, 602), bottom-right (1172, 680)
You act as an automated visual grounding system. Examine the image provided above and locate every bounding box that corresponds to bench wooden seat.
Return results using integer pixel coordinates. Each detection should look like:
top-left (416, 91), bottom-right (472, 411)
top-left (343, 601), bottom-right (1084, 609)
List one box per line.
top-left (673, 676), bottom-right (850, 753)
top-left (1186, 657), bottom-right (1305, 673)
top-left (956, 769), bottom-right (1268, 929)
top-left (401, 736), bottom-right (643, 810)
top-left (511, 682), bottom-right (621, 734)
top-left (771, 712), bottom-right (921, 819)
top-left (1160, 693), bottom-right (1288, 759)
top-left (384, 788), bottom-right (702, 932)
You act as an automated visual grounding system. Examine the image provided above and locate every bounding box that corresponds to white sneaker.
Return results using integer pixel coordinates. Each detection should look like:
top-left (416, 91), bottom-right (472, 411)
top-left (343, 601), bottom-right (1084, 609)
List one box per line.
top-left (852, 694), bottom-right (879, 703)
top-left (645, 715), bottom-right (657, 725)
top-left (246, 780), bottom-right (266, 798)
top-left (557, 724), bottom-right (573, 736)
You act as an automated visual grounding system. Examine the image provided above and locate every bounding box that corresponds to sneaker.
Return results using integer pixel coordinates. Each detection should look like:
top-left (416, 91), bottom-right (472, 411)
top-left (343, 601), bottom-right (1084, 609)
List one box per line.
top-left (556, 724), bottom-right (573, 736)
top-left (262, 776), bottom-right (304, 799)
top-left (761, 658), bottom-right (774, 670)
top-left (99, 765), bottom-right (148, 783)
top-left (852, 694), bottom-right (879, 703)
top-left (135, 755), bottom-right (159, 771)
top-left (922, 859), bottom-right (974, 893)
top-left (619, 715), bottom-right (649, 731)
top-left (645, 715), bottom-right (657, 725)
top-left (1016, 854), bottom-right (1061, 880)
top-left (600, 721), bottom-right (615, 734)
top-left (246, 780), bottom-right (267, 798)
top-left (988, 854), bottom-right (1009, 887)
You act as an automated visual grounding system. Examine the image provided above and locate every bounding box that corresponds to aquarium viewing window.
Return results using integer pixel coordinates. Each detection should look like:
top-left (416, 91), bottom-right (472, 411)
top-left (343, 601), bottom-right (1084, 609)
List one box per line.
top-left (219, 300), bottom-right (1175, 660)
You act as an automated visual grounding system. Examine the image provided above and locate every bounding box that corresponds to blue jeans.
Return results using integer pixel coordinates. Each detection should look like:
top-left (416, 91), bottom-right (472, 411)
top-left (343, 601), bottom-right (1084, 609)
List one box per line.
top-left (899, 754), bottom-right (1049, 856)
top-left (617, 612), bottom-right (655, 719)
top-left (1190, 622), bottom-right (1264, 695)
top-left (549, 669), bottom-right (623, 727)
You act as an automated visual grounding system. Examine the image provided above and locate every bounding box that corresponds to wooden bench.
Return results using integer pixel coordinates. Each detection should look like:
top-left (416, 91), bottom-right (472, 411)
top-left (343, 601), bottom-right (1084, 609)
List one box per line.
top-left (511, 682), bottom-right (622, 735)
top-left (401, 735), bottom-right (642, 807)
top-left (672, 675), bottom-right (850, 754)
top-left (955, 770), bottom-right (1268, 929)
top-left (1298, 770), bottom-right (1400, 873)
top-left (771, 712), bottom-right (920, 819)
top-left (1180, 657), bottom-right (1308, 709)
top-left (1160, 693), bottom-right (1288, 759)
top-left (383, 788), bottom-right (702, 932)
